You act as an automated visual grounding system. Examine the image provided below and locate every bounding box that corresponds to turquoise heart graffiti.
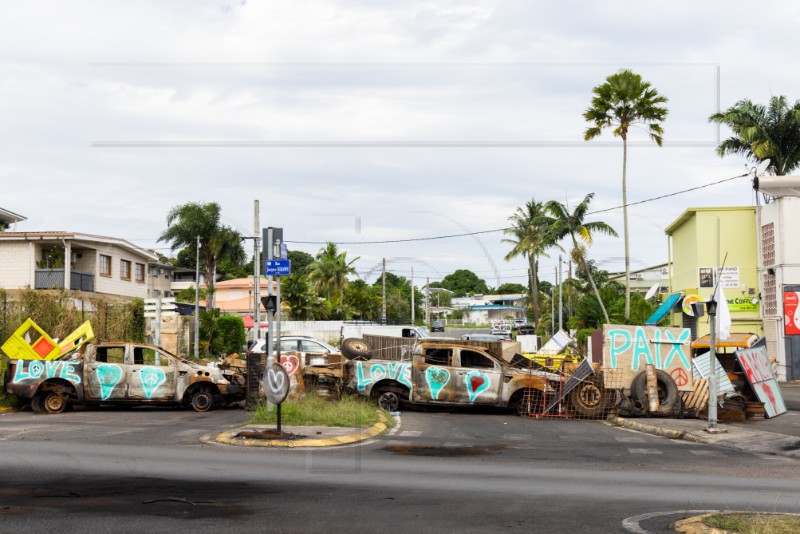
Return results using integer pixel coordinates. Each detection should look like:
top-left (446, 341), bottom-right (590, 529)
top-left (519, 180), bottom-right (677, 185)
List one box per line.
top-left (96, 364), bottom-right (123, 400)
top-left (140, 367), bottom-right (167, 398)
top-left (465, 371), bottom-right (490, 402)
top-left (425, 366), bottom-right (450, 400)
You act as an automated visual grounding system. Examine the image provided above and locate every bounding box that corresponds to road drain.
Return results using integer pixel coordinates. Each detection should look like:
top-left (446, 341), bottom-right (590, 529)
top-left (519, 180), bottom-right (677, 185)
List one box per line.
top-left (235, 430), bottom-right (307, 440)
top-left (383, 445), bottom-right (505, 457)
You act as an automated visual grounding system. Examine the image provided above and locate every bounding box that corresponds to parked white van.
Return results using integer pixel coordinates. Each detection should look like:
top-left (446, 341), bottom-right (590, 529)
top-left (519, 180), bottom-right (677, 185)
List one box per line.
top-left (340, 324), bottom-right (431, 340)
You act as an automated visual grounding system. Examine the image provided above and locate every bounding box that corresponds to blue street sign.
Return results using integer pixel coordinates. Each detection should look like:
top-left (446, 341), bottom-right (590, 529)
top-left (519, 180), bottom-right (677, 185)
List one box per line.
top-left (264, 259), bottom-right (291, 276)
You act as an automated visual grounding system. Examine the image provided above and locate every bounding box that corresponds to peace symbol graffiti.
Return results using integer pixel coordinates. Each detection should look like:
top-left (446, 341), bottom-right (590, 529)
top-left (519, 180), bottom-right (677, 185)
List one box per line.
top-left (670, 367), bottom-right (689, 388)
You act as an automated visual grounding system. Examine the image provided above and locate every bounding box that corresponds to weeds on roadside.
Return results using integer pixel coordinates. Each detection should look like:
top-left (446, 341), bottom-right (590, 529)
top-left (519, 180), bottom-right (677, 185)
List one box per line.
top-left (249, 393), bottom-right (392, 429)
top-left (703, 512), bottom-right (800, 533)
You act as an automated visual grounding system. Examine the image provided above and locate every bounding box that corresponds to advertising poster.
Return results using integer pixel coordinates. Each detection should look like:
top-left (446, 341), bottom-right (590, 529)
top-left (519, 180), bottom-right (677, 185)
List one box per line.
top-left (785, 291), bottom-right (800, 335)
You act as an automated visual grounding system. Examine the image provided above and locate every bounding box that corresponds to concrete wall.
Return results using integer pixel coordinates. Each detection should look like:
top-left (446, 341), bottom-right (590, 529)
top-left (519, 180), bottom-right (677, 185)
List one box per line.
top-left (0, 241), bottom-right (35, 288)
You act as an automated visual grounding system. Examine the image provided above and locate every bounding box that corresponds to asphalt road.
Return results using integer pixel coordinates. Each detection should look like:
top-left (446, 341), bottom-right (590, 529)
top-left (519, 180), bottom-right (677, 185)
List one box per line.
top-left (2, 404), bottom-right (800, 533)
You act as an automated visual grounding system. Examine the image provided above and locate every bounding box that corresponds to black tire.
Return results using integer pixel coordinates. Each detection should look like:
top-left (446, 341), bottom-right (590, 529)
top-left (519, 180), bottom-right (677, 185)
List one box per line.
top-left (35, 390), bottom-right (68, 414)
top-left (372, 385), bottom-right (407, 412)
top-left (509, 388), bottom-right (544, 416)
top-left (191, 389), bottom-right (214, 412)
top-left (341, 338), bottom-right (373, 361)
top-left (569, 376), bottom-right (611, 418)
top-left (630, 369), bottom-right (679, 416)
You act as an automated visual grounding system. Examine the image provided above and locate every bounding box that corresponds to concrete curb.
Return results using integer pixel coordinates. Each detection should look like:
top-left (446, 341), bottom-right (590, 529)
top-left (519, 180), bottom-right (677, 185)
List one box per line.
top-left (612, 417), bottom-right (712, 446)
top-left (672, 513), bottom-right (727, 534)
top-left (215, 411), bottom-right (390, 448)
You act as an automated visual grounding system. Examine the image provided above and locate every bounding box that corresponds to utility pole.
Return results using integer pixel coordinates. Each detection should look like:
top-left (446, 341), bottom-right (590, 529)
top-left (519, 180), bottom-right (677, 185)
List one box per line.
top-left (411, 266), bottom-right (415, 325)
top-left (194, 235), bottom-right (200, 359)
top-left (425, 277), bottom-right (430, 325)
top-left (551, 287), bottom-right (555, 336)
top-left (382, 258), bottom-right (387, 324)
top-left (568, 260), bottom-right (573, 319)
top-left (253, 200), bottom-right (261, 343)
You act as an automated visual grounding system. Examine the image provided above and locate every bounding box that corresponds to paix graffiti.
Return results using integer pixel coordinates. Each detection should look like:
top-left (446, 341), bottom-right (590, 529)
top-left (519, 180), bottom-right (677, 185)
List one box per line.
top-left (603, 325), bottom-right (693, 391)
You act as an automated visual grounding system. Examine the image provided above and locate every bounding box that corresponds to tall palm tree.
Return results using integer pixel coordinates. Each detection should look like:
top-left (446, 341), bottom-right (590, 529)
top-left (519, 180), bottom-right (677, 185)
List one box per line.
top-left (502, 198), bottom-right (559, 326)
top-left (709, 95), bottom-right (800, 175)
top-left (543, 193), bottom-right (618, 325)
top-left (158, 202), bottom-right (244, 310)
top-left (584, 69), bottom-right (668, 321)
top-left (308, 242), bottom-right (359, 318)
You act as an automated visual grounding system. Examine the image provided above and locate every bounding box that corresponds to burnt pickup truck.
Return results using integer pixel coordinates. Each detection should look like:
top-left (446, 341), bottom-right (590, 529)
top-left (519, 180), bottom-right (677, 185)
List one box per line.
top-left (343, 341), bottom-right (562, 415)
top-left (5, 342), bottom-right (246, 413)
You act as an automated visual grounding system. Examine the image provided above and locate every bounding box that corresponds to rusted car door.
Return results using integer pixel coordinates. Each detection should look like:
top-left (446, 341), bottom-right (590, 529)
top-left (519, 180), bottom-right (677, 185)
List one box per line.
top-left (411, 347), bottom-right (457, 403)
top-left (127, 346), bottom-right (176, 401)
top-left (85, 345), bottom-right (129, 401)
top-left (452, 348), bottom-right (503, 405)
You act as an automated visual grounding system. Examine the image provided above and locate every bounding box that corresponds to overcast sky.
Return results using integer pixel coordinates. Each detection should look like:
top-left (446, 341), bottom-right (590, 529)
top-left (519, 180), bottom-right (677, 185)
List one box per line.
top-left (2, 1), bottom-right (797, 289)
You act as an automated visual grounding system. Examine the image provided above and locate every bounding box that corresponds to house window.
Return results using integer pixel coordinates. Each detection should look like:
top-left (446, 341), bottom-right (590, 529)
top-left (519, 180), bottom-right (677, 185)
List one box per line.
top-left (135, 263), bottom-right (145, 283)
top-left (120, 260), bottom-right (132, 281)
top-left (99, 254), bottom-right (112, 277)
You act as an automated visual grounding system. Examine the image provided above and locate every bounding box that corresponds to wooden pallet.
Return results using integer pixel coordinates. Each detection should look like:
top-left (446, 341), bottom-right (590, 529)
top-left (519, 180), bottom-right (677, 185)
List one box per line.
top-left (681, 378), bottom-right (708, 410)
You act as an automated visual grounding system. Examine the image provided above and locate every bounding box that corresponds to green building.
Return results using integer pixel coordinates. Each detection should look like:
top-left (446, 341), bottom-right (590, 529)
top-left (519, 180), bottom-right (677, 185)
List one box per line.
top-left (665, 207), bottom-right (761, 337)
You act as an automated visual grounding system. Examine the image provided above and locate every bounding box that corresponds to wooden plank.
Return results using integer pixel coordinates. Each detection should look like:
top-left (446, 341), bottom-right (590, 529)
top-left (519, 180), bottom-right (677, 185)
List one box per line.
top-left (646, 364), bottom-right (658, 413)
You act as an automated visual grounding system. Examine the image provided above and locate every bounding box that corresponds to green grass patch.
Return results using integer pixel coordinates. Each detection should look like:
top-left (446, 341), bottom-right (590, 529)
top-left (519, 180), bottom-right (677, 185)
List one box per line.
top-left (249, 393), bottom-right (393, 429)
top-left (703, 513), bottom-right (800, 533)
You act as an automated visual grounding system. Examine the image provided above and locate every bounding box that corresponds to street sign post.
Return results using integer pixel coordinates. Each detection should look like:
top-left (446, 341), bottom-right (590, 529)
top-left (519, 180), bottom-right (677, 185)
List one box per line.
top-left (264, 259), bottom-right (291, 276)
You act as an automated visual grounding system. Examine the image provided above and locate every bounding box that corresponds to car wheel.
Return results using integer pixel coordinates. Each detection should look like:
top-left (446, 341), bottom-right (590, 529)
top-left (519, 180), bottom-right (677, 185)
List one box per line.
top-left (341, 338), bottom-right (373, 361)
top-left (372, 386), bottom-right (407, 412)
top-left (510, 388), bottom-right (543, 416)
top-left (569, 376), bottom-right (611, 418)
top-left (35, 390), bottom-right (68, 414)
top-left (191, 389), bottom-right (214, 412)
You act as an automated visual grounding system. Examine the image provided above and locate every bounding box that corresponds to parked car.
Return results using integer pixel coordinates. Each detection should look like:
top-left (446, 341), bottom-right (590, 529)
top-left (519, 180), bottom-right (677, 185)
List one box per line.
top-left (247, 335), bottom-right (338, 356)
top-left (431, 320), bottom-right (445, 332)
top-left (490, 324), bottom-right (512, 340)
top-left (517, 325), bottom-right (535, 336)
top-left (513, 319), bottom-right (527, 330)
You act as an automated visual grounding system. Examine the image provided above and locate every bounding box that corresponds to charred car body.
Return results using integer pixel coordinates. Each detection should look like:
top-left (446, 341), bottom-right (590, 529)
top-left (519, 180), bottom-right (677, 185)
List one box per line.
top-left (342, 340), bottom-right (568, 415)
top-left (5, 342), bottom-right (246, 414)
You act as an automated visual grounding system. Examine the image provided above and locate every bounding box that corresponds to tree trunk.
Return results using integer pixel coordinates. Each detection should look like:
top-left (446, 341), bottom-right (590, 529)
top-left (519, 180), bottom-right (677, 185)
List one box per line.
top-left (623, 135), bottom-right (631, 320)
top-left (528, 252), bottom-right (540, 325)
top-left (204, 255), bottom-right (215, 310)
top-left (573, 235), bottom-right (610, 324)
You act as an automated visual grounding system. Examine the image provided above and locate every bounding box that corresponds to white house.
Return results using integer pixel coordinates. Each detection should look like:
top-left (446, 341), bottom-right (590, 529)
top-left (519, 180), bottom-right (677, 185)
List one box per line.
top-left (0, 231), bottom-right (159, 299)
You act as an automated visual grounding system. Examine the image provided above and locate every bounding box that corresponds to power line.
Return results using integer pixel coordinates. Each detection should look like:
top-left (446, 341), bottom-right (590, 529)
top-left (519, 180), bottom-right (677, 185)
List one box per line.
top-left (285, 172), bottom-right (751, 245)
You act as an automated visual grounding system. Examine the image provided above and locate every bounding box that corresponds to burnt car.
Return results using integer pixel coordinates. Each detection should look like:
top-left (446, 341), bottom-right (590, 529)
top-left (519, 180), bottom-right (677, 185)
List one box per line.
top-left (5, 342), bottom-right (246, 414)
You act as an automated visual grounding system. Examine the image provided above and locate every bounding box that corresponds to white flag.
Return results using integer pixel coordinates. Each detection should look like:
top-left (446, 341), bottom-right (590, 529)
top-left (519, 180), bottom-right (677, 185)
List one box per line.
top-left (714, 284), bottom-right (731, 341)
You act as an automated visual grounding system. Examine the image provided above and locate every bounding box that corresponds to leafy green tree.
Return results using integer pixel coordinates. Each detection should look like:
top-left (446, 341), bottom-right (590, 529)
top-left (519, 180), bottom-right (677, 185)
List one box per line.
top-left (584, 69), bottom-right (668, 320)
top-left (543, 193), bottom-right (618, 324)
top-left (158, 202), bottom-right (245, 310)
top-left (214, 315), bottom-right (246, 355)
top-left (371, 272), bottom-right (423, 323)
top-left (307, 243), bottom-right (359, 319)
top-left (346, 279), bottom-right (381, 321)
top-left (709, 95), bottom-right (800, 175)
top-left (495, 283), bottom-right (527, 294)
top-left (287, 250), bottom-right (315, 273)
top-left (502, 198), bottom-right (558, 325)
top-left (436, 269), bottom-right (489, 297)
top-left (282, 272), bottom-right (317, 320)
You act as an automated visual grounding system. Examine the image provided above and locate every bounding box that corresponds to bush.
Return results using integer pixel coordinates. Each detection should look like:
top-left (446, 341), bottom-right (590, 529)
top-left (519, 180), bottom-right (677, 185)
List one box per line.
top-left (215, 315), bottom-right (246, 355)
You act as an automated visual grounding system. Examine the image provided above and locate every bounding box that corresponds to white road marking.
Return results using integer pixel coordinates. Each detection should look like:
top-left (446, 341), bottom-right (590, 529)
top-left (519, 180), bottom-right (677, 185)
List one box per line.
top-left (689, 450), bottom-right (720, 457)
top-left (615, 436), bottom-right (647, 443)
top-left (399, 430), bottom-right (422, 437)
top-left (754, 453), bottom-right (796, 461)
top-left (628, 448), bottom-right (662, 455)
top-left (502, 434), bottom-right (532, 441)
top-left (622, 510), bottom-right (717, 533)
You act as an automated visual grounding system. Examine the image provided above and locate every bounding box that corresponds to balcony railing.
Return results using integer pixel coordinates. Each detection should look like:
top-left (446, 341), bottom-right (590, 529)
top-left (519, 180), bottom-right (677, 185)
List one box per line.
top-left (34, 269), bottom-right (95, 292)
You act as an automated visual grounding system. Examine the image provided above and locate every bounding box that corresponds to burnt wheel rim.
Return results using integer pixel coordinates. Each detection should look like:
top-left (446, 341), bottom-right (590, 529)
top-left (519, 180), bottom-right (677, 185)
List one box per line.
top-left (44, 393), bottom-right (65, 413)
top-left (577, 383), bottom-right (602, 408)
top-left (378, 392), bottom-right (399, 411)
top-left (193, 392), bottom-right (212, 411)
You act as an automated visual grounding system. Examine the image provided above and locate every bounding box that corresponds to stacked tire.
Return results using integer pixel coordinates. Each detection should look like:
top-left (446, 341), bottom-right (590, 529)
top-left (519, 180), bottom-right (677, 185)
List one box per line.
top-left (630, 369), bottom-right (679, 416)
